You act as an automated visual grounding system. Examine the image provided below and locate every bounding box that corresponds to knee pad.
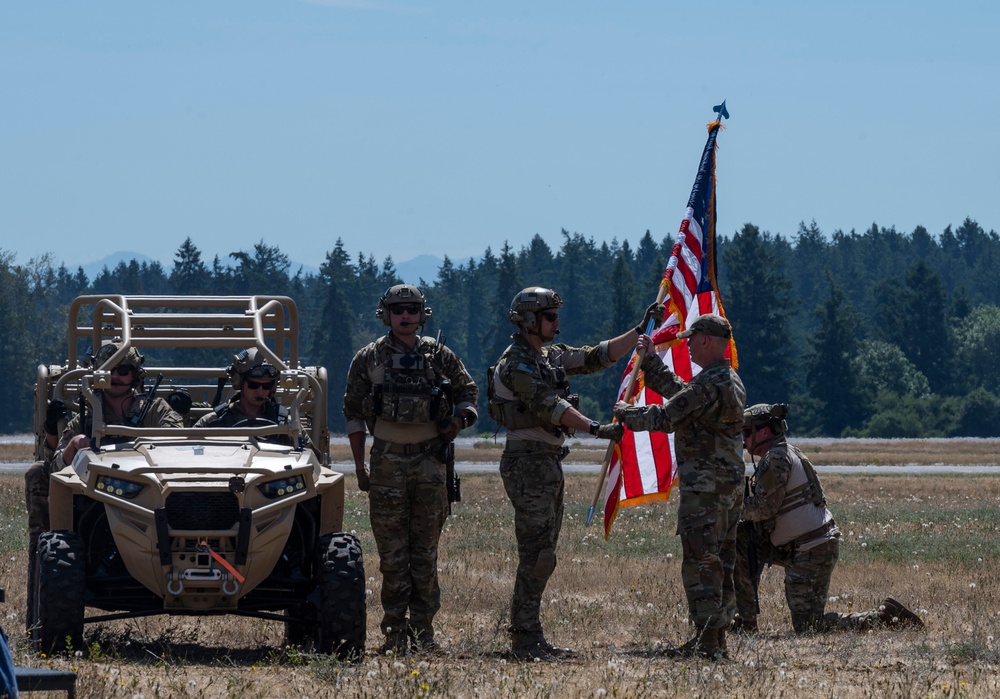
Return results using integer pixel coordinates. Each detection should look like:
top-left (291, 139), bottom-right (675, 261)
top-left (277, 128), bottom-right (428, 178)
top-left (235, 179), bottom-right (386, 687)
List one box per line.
top-left (532, 549), bottom-right (556, 579)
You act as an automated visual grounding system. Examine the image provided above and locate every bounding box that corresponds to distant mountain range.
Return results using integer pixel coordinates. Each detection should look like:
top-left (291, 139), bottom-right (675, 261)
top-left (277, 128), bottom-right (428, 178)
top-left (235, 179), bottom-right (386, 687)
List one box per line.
top-left (76, 251), bottom-right (445, 286)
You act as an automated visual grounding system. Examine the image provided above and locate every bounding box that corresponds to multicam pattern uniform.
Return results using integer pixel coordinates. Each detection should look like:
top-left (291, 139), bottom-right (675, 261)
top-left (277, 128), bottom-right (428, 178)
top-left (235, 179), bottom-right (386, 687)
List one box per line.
top-left (194, 396), bottom-right (287, 427)
top-left (492, 333), bottom-right (616, 637)
top-left (617, 353), bottom-right (745, 630)
top-left (736, 438), bottom-right (882, 632)
top-left (343, 334), bottom-right (478, 640)
top-left (24, 394), bottom-right (182, 550)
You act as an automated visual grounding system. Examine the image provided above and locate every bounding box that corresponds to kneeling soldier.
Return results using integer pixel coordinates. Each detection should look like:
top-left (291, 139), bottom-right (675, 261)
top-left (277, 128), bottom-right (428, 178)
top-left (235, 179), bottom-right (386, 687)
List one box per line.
top-left (735, 403), bottom-right (924, 634)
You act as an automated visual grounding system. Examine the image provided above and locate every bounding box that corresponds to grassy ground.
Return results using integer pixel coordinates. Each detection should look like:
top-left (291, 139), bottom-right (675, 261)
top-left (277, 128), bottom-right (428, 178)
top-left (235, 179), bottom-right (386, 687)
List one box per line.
top-left (2, 443), bottom-right (1000, 697)
top-left (5, 435), bottom-right (1000, 466)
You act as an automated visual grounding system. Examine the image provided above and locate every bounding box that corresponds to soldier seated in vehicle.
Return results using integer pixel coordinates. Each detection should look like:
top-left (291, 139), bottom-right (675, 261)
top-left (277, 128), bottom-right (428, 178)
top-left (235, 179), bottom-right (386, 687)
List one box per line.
top-left (195, 348), bottom-right (294, 442)
top-left (25, 343), bottom-right (183, 552)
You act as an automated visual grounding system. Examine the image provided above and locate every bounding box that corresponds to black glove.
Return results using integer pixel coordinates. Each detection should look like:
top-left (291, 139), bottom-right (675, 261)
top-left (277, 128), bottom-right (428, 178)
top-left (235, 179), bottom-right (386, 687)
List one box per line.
top-left (44, 400), bottom-right (67, 435)
top-left (356, 465), bottom-right (371, 493)
top-left (437, 416), bottom-right (463, 441)
top-left (595, 423), bottom-right (624, 442)
top-left (635, 302), bottom-right (666, 334)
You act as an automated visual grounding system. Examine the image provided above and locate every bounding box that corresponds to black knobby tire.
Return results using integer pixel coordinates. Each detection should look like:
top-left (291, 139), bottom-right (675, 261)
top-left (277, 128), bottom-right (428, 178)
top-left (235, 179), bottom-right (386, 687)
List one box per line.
top-left (284, 602), bottom-right (317, 647)
top-left (25, 545), bottom-right (37, 633)
top-left (316, 533), bottom-right (366, 660)
top-left (30, 531), bottom-right (86, 654)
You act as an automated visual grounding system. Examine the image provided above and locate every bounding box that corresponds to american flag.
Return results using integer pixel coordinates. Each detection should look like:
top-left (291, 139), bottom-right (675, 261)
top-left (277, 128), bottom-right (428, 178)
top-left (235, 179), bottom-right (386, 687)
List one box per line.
top-left (602, 119), bottom-right (736, 539)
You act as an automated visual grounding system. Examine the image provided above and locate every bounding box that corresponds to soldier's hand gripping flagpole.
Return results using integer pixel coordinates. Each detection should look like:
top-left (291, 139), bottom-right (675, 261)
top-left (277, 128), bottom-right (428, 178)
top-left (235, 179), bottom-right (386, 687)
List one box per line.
top-left (586, 283), bottom-right (670, 526)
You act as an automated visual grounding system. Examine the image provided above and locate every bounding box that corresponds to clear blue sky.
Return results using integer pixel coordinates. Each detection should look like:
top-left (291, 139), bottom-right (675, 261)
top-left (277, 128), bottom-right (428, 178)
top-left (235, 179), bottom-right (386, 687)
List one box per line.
top-left (2, 1), bottom-right (997, 272)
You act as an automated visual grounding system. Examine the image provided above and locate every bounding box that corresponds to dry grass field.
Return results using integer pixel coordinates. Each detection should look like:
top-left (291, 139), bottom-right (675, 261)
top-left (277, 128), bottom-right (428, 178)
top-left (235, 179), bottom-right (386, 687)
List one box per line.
top-left (2, 439), bottom-right (1000, 697)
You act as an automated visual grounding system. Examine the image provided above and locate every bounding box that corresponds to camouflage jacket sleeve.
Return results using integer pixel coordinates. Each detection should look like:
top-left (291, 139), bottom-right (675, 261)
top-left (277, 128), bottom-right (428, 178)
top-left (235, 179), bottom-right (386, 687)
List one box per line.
top-left (56, 414), bottom-right (82, 453)
top-left (639, 351), bottom-right (687, 399)
top-left (616, 363), bottom-right (735, 434)
top-left (545, 341), bottom-right (613, 376)
top-left (741, 444), bottom-right (794, 523)
top-left (498, 340), bottom-right (571, 425)
top-left (429, 341), bottom-right (479, 419)
top-left (142, 397), bottom-right (183, 428)
top-left (343, 342), bottom-right (376, 436)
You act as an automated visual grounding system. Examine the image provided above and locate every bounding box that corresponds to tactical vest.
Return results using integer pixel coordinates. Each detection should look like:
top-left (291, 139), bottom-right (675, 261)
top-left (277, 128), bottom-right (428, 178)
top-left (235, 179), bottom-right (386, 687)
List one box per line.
top-left (487, 359), bottom-right (578, 432)
top-left (211, 399), bottom-right (288, 426)
top-left (774, 445), bottom-right (827, 515)
top-left (368, 345), bottom-right (451, 425)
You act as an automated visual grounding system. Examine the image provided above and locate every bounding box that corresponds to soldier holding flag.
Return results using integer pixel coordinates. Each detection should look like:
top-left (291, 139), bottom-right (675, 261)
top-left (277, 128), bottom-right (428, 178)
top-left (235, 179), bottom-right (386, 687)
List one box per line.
top-left (614, 313), bottom-right (745, 659)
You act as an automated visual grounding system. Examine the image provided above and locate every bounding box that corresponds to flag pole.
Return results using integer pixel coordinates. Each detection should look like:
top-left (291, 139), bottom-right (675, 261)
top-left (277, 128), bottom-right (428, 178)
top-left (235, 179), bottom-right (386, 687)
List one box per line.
top-left (585, 282), bottom-right (670, 526)
top-left (586, 100), bottom-right (729, 528)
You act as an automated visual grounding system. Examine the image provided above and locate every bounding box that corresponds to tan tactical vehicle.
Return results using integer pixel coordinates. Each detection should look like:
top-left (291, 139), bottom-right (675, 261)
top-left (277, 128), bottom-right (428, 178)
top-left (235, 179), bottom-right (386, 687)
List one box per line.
top-left (28, 295), bottom-right (365, 658)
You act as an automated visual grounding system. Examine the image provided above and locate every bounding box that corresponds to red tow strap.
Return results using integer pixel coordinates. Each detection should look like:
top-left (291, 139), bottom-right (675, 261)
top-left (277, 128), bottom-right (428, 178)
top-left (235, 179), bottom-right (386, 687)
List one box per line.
top-left (199, 540), bottom-right (246, 584)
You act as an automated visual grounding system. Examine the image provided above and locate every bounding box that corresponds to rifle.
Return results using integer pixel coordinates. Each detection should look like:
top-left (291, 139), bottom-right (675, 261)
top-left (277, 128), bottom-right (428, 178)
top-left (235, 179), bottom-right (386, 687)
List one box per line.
top-left (432, 331), bottom-right (461, 513)
top-left (130, 373), bottom-right (165, 427)
top-left (743, 476), bottom-right (762, 616)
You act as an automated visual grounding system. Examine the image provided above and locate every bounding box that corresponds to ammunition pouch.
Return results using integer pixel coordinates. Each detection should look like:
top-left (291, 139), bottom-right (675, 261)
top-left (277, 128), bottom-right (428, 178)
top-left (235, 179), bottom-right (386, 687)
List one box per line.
top-left (372, 377), bottom-right (450, 425)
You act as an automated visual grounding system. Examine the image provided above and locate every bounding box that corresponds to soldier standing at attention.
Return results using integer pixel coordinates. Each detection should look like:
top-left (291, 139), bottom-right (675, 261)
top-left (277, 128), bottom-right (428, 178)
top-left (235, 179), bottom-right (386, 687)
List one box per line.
top-left (344, 284), bottom-right (478, 655)
top-left (614, 313), bottom-right (745, 660)
top-left (489, 286), bottom-right (663, 660)
top-left (735, 403), bottom-right (923, 634)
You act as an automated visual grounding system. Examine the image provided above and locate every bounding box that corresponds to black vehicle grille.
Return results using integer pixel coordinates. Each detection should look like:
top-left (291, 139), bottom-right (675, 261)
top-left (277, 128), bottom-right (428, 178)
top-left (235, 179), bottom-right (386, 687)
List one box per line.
top-left (165, 492), bottom-right (239, 530)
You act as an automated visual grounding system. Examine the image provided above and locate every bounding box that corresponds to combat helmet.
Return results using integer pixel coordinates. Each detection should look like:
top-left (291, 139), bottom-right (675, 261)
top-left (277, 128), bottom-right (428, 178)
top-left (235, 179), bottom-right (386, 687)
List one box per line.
top-left (509, 287), bottom-right (562, 332)
top-left (743, 403), bottom-right (789, 436)
top-left (375, 284), bottom-right (432, 326)
top-left (92, 342), bottom-right (146, 388)
top-left (230, 347), bottom-right (279, 392)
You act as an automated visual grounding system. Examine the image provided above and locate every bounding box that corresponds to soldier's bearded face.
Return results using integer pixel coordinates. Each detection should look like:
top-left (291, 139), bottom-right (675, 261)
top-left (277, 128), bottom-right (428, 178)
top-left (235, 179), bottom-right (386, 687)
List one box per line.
top-left (106, 367), bottom-right (134, 397)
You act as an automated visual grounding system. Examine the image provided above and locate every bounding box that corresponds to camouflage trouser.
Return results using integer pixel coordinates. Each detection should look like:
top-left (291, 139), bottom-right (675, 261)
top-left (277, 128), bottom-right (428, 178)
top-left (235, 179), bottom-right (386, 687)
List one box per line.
top-left (676, 488), bottom-right (742, 630)
top-left (24, 459), bottom-right (53, 554)
top-left (734, 530), bottom-right (881, 632)
top-left (368, 447), bottom-right (449, 638)
top-left (499, 442), bottom-right (565, 636)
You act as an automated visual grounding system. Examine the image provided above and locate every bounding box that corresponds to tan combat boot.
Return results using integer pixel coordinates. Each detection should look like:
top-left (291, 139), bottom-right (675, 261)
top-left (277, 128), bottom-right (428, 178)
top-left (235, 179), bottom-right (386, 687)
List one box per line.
top-left (730, 614), bottom-right (759, 635)
top-left (878, 597), bottom-right (924, 629)
top-left (716, 626), bottom-right (728, 659)
top-left (671, 624), bottom-right (721, 660)
top-left (511, 632), bottom-right (576, 661)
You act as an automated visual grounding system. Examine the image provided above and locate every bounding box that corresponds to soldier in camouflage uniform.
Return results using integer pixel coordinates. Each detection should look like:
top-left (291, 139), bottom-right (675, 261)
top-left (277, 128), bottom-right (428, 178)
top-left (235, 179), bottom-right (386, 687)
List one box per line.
top-left (490, 287), bottom-right (662, 660)
top-left (614, 313), bottom-right (745, 660)
top-left (735, 403), bottom-right (924, 634)
top-left (25, 343), bottom-right (182, 553)
top-left (344, 284), bottom-right (478, 655)
top-left (195, 348), bottom-right (289, 429)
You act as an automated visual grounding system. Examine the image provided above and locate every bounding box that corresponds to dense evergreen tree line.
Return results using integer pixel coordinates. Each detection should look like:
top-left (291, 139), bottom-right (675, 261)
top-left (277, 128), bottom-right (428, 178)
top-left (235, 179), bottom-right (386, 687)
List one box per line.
top-left (3, 217), bottom-right (1000, 437)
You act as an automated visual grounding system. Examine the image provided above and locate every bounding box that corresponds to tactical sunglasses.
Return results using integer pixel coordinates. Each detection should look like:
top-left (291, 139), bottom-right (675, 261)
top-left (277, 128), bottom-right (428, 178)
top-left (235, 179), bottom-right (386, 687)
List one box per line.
top-left (390, 304), bottom-right (422, 315)
top-left (245, 379), bottom-right (275, 391)
top-left (541, 311), bottom-right (559, 322)
top-left (111, 366), bottom-right (135, 376)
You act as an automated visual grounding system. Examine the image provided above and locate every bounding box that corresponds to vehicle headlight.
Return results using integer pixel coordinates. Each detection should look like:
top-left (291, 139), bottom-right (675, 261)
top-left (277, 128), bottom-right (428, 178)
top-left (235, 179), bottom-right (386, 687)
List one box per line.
top-left (96, 475), bottom-right (144, 500)
top-left (258, 475), bottom-right (306, 499)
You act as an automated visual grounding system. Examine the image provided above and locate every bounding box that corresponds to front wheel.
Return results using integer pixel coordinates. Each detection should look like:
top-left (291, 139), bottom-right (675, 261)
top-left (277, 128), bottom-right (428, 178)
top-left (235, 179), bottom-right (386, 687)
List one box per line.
top-left (316, 533), bottom-right (366, 660)
top-left (29, 531), bottom-right (86, 654)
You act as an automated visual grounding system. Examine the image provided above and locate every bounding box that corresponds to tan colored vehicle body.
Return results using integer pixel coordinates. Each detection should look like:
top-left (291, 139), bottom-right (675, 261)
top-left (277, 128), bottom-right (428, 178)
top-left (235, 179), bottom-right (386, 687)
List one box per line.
top-left (30, 295), bottom-right (365, 657)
